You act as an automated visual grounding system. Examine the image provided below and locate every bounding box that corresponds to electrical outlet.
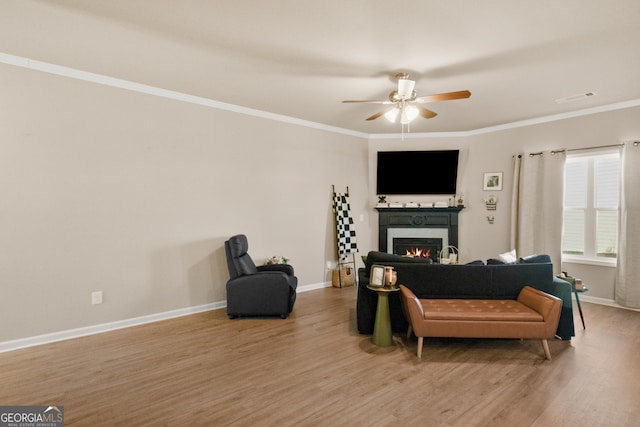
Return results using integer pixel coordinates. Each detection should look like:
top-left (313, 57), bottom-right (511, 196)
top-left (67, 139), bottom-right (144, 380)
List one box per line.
top-left (91, 291), bottom-right (103, 305)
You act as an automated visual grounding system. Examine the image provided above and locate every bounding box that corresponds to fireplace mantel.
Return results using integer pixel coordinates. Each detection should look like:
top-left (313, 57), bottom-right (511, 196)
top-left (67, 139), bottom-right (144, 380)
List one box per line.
top-left (376, 206), bottom-right (464, 253)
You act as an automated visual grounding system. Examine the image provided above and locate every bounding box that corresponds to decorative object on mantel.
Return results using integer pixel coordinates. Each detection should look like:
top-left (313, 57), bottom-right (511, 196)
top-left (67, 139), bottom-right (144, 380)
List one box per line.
top-left (376, 202), bottom-right (467, 209)
top-left (485, 195), bottom-right (497, 210)
top-left (376, 195), bottom-right (388, 207)
top-left (332, 185), bottom-right (359, 288)
top-left (483, 172), bottom-right (503, 191)
top-left (438, 245), bottom-right (459, 264)
top-left (487, 215), bottom-right (495, 224)
top-left (457, 193), bottom-right (464, 206)
top-left (264, 255), bottom-right (289, 265)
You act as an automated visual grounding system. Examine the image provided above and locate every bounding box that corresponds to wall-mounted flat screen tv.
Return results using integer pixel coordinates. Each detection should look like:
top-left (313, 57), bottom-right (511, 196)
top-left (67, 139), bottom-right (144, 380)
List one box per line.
top-left (376, 150), bottom-right (459, 195)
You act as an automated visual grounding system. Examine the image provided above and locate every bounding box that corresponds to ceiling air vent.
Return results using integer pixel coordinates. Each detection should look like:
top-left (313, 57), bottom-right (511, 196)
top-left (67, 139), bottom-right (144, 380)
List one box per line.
top-left (555, 92), bottom-right (596, 104)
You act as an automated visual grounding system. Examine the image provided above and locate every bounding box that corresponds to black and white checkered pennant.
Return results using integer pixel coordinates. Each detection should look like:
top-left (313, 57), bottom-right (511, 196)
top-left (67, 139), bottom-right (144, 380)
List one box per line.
top-left (333, 193), bottom-right (358, 258)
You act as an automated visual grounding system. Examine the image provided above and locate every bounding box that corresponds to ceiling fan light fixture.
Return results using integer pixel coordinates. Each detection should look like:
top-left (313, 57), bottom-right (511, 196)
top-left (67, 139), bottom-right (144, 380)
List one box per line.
top-left (384, 107), bottom-right (399, 122)
top-left (397, 79), bottom-right (416, 99)
top-left (400, 105), bottom-right (419, 124)
top-left (342, 71), bottom-right (470, 131)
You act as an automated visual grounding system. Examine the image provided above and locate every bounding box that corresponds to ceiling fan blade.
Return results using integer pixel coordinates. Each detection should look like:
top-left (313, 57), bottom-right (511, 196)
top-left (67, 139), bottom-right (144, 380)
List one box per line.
top-left (415, 90), bottom-right (471, 103)
top-left (418, 106), bottom-right (438, 119)
top-left (342, 99), bottom-right (393, 104)
top-left (365, 111), bottom-right (386, 121)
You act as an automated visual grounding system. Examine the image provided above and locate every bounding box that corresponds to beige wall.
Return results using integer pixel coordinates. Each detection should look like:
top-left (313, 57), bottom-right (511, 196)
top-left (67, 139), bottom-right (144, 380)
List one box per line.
top-left (3, 57), bottom-right (639, 344)
top-left (0, 63), bottom-right (370, 342)
top-left (368, 106), bottom-right (640, 301)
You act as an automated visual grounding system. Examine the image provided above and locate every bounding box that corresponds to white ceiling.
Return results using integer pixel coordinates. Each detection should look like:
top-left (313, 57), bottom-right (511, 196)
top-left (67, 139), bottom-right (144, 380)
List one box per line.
top-left (2, 0), bottom-right (640, 135)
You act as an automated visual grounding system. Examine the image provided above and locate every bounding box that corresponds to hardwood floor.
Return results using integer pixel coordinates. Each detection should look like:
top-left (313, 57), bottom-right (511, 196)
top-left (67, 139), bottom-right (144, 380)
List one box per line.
top-left (1, 287), bottom-right (639, 426)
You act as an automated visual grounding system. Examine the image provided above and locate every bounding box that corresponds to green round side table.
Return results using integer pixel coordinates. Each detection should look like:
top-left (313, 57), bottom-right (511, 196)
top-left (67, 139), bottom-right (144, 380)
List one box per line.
top-left (367, 285), bottom-right (400, 347)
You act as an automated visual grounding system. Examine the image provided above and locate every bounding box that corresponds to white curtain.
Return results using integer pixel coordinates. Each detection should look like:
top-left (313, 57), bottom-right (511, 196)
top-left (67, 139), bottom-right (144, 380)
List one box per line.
top-left (510, 151), bottom-right (566, 272)
top-left (615, 144), bottom-right (640, 308)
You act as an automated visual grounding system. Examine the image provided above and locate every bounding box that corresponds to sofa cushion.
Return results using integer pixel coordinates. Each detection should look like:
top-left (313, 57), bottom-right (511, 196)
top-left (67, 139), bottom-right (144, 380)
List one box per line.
top-left (420, 299), bottom-right (544, 322)
top-left (364, 251), bottom-right (432, 273)
top-left (519, 254), bottom-right (552, 264)
top-left (490, 263), bottom-right (554, 299)
top-left (497, 249), bottom-right (517, 263)
top-left (400, 264), bottom-right (494, 298)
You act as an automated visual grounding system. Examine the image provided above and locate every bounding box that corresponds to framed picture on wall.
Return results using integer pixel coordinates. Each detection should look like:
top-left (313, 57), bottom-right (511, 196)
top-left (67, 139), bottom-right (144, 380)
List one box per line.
top-left (483, 172), bottom-right (503, 191)
top-left (369, 264), bottom-right (385, 287)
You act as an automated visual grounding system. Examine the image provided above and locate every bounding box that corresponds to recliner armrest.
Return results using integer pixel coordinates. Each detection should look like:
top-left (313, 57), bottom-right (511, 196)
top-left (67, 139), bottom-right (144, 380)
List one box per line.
top-left (258, 264), bottom-right (295, 276)
top-left (228, 271), bottom-right (295, 290)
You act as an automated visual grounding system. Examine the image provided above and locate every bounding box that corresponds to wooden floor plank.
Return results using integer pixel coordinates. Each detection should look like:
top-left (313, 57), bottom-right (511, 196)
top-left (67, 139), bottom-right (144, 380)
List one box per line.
top-left (1, 287), bottom-right (639, 426)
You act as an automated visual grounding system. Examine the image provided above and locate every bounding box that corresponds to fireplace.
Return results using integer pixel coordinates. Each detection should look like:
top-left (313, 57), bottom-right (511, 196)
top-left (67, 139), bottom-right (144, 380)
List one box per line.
top-left (393, 237), bottom-right (442, 263)
top-left (376, 206), bottom-right (463, 258)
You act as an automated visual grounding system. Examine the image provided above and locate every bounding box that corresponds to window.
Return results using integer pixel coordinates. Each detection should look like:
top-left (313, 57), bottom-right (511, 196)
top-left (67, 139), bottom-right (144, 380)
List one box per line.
top-left (562, 150), bottom-right (620, 263)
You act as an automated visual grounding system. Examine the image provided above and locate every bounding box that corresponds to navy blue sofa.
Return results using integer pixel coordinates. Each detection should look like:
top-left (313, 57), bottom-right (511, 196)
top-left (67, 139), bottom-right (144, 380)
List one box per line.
top-left (357, 251), bottom-right (575, 340)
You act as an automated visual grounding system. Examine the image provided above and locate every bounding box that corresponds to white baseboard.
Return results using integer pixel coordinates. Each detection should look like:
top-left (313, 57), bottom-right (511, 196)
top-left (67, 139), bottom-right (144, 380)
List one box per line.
top-left (298, 281), bottom-right (332, 292)
top-left (0, 281), bottom-right (332, 354)
top-left (576, 294), bottom-right (640, 312)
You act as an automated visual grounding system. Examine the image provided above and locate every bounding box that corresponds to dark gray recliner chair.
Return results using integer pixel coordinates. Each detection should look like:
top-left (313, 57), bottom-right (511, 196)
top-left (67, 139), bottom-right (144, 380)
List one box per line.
top-left (224, 234), bottom-right (297, 319)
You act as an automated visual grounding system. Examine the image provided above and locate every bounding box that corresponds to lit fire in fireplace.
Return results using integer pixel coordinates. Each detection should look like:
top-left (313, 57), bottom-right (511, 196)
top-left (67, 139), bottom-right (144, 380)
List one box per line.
top-left (405, 248), bottom-right (431, 258)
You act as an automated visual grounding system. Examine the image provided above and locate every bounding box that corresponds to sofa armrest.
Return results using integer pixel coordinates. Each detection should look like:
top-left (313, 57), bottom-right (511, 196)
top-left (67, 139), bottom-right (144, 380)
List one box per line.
top-left (532, 277), bottom-right (575, 340)
top-left (517, 286), bottom-right (562, 337)
top-left (518, 286), bottom-right (560, 319)
top-left (399, 285), bottom-right (427, 336)
top-left (358, 268), bottom-right (369, 285)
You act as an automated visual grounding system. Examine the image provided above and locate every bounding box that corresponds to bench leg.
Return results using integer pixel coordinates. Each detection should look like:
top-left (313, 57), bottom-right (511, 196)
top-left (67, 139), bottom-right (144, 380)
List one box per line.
top-left (417, 336), bottom-right (424, 359)
top-left (541, 339), bottom-right (551, 360)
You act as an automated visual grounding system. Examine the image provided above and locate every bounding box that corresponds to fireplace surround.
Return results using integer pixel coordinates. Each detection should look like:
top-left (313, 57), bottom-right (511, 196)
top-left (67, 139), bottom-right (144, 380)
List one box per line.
top-left (377, 206), bottom-right (463, 259)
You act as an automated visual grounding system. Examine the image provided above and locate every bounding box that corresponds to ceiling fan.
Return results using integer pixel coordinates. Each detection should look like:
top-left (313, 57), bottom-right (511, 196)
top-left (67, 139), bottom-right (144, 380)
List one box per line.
top-left (342, 72), bottom-right (471, 126)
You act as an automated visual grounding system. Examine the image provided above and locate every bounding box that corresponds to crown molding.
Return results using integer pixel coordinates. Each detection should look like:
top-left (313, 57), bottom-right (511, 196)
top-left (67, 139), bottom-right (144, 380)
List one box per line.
top-left (0, 52), bottom-right (368, 139)
top-left (2, 52), bottom-right (639, 141)
top-left (369, 99), bottom-right (640, 139)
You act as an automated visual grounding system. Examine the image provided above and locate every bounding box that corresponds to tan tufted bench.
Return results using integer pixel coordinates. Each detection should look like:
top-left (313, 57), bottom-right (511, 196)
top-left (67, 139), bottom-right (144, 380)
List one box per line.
top-left (399, 285), bottom-right (562, 360)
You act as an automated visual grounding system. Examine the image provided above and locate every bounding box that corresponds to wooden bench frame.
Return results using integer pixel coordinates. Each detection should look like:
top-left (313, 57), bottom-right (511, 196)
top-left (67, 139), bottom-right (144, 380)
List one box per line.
top-left (399, 285), bottom-right (562, 360)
